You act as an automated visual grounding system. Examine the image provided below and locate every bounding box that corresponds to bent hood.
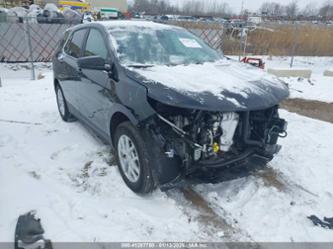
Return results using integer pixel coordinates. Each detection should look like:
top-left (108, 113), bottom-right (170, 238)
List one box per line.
top-left (126, 59), bottom-right (289, 112)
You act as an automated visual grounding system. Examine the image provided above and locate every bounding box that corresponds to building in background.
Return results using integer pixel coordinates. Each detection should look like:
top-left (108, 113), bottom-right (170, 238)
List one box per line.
top-left (88, 0), bottom-right (127, 13)
top-left (34, 0), bottom-right (58, 6)
top-left (0, 0), bottom-right (128, 15)
top-left (57, 0), bottom-right (90, 12)
top-left (247, 16), bottom-right (262, 24)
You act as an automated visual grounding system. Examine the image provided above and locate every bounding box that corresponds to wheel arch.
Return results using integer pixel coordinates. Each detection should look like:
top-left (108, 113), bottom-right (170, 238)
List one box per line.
top-left (109, 109), bottom-right (139, 146)
top-left (109, 109), bottom-right (182, 187)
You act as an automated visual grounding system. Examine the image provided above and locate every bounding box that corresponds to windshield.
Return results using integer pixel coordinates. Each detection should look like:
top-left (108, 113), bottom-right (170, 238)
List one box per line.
top-left (108, 26), bottom-right (222, 66)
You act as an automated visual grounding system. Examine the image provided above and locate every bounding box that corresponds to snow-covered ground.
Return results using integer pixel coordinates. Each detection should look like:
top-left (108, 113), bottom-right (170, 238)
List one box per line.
top-left (197, 110), bottom-right (333, 241)
top-left (0, 68), bottom-right (201, 242)
top-left (1, 58), bottom-right (333, 242)
top-left (264, 56), bottom-right (333, 103)
top-left (228, 56), bottom-right (333, 103)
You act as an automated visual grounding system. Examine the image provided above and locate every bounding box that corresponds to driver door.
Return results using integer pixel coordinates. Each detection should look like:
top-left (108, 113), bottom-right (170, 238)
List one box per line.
top-left (77, 28), bottom-right (114, 137)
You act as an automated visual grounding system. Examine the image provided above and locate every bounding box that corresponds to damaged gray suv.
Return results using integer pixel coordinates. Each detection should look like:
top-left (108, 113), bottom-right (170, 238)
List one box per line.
top-left (53, 21), bottom-right (289, 194)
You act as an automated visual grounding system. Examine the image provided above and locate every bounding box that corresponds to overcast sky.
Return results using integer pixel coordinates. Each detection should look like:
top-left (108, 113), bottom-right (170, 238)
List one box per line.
top-left (130, 0), bottom-right (330, 13)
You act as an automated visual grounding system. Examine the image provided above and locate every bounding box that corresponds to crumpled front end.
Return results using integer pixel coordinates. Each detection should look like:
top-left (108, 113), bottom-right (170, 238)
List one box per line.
top-left (142, 98), bottom-right (287, 185)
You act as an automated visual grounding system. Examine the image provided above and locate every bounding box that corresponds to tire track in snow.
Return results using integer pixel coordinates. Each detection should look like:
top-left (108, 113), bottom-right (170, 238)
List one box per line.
top-left (87, 148), bottom-right (253, 241)
top-left (167, 187), bottom-right (257, 243)
top-left (255, 167), bottom-right (319, 198)
top-left (174, 166), bottom-right (319, 244)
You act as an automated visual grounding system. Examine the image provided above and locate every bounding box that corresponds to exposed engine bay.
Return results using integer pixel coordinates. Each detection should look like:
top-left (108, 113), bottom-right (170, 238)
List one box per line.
top-left (157, 111), bottom-right (239, 160)
top-left (147, 99), bottom-right (288, 175)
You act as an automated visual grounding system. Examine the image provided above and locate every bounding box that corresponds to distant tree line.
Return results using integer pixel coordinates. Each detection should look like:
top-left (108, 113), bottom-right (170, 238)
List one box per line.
top-left (130, 0), bottom-right (333, 20)
top-left (259, 0), bottom-right (333, 20)
top-left (130, 0), bottom-right (233, 17)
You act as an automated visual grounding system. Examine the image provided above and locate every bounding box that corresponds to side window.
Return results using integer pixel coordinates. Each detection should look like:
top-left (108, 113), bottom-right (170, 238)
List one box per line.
top-left (64, 29), bottom-right (87, 58)
top-left (84, 29), bottom-right (108, 60)
top-left (58, 30), bottom-right (69, 50)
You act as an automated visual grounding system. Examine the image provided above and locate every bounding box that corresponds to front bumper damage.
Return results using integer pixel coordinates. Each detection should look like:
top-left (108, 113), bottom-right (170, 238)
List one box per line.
top-left (140, 105), bottom-right (287, 188)
top-left (191, 111), bottom-right (287, 172)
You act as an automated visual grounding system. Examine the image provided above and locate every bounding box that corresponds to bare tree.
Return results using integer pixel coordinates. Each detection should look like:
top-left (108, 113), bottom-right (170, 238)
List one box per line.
top-left (131, 0), bottom-right (233, 17)
top-left (260, 2), bottom-right (284, 16)
top-left (285, 1), bottom-right (298, 19)
top-left (182, 0), bottom-right (232, 17)
top-left (301, 2), bottom-right (318, 17)
top-left (319, 0), bottom-right (333, 20)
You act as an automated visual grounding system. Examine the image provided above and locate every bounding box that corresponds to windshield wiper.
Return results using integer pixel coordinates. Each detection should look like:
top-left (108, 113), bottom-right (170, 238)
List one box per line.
top-left (127, 64), bottom-right (154, 69)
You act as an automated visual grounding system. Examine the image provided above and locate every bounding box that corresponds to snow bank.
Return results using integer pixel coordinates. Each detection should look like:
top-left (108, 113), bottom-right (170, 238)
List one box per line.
top-left (324, 69), bottom-right (333, 77)
top-left (267, 68), bottom-right (312, 78)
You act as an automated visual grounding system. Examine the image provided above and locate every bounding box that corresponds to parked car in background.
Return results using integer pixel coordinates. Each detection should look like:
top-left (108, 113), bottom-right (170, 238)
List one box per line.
top-left (9, 7), bottom-right (27, 22)
top-left (83, 11), bottom-right (94, 23)
top-left (29, 4), bottom-right (42, 13)
top-left (63, 9), bottom-right (82, 24)
top-left (37, 4), bottom-right (65, 24)
top-left (160, 15), bottom-right (169, 21)
top-left (37, 10), bottom-right (65, 24)
top-left (25, 4), bottom-right (42, 23)
top-left (177, 16), bottom-right (197, 22)
top-left (100, 8), bottom-right (119, 20)
top-left (53, 21), bottom-right (288, 194)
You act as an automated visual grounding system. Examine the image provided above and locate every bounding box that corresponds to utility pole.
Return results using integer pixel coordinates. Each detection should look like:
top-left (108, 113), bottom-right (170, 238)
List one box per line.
top-left (290, 19), bottom-right (298, 68)
top-left (25, 18), bottom-right (36, 80)
top-left (240, 0), bottom-right (244, 16)
top-left (239, 0), bottom-right (245, 61)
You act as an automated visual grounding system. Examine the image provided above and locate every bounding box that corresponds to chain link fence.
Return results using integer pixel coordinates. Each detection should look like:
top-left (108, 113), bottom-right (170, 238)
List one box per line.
top-left (3, 18), bottom-right (329, 74)
top-left (167, 21), bottom-right (225, 51)
top-left (0, 20), bottom-right (73, 63)
top-left (0, 19), bottom-right (228, 64)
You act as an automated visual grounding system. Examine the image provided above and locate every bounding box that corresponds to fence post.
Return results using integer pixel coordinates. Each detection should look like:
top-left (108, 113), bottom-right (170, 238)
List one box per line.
top-left (239, 25), bottom-right (244, 61)
top-left (290, 22), bottom-right (298, 68)
top-left (221, 23), bottom-right (225, 52)
top-left (243, 24), bottom-right (248, 57)
top-left (24, 18), bottom-right (36, 80)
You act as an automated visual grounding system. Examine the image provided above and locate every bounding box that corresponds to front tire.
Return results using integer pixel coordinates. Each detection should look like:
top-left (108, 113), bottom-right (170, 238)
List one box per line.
top-left (114, 122), bottom-right (156, 194)
top-left (55, 85), bottom-right (76, 122)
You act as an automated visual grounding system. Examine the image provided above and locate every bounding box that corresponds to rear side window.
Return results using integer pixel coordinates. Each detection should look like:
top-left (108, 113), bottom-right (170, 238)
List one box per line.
top-left (84, 29), bottom-right (108, 60)
top-left (64, 29), bottom-right (87, 58)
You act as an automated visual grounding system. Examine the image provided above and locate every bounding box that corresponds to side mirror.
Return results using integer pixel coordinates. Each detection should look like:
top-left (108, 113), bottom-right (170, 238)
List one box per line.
top-left (78, 56), bottom-right (111, 71)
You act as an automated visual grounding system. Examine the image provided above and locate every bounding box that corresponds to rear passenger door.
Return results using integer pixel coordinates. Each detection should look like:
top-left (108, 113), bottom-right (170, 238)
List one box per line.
top-left (78, 28), bottom-right (113, 137)
top-left (60, 28), bottom-right (88, 112)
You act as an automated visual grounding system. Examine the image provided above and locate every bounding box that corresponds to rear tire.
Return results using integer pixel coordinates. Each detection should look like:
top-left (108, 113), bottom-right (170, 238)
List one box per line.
top-left (55, 85), bottom-right (76, 122)
top-left (114, 122), bottom-right (156, 194)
